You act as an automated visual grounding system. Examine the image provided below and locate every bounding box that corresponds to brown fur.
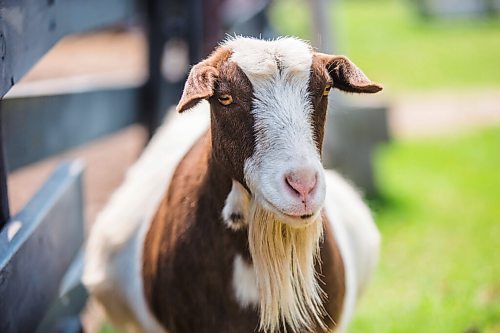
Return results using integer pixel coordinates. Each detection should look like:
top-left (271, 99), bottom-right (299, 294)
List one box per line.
top-left (209, 60), bottom-right (255, 188)
top-left (309, 53), bottom-right (382, 156)
top-left (318, 213), bottom-right (346, 330)
top-left (313, 53), bottom-right (383, 94)
top-left (309, 55), bottom-right (332, 154)
top-left (143, 132), bottom-right (260, 332)
top-left (177, 47), bottom-right (233, 113)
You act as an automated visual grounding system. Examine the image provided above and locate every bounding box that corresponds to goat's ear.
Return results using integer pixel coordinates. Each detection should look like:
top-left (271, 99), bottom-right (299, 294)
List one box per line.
top-left (176, 64), bottom-right (219, 113)
top-left (176, 47), bottom-right (232, 113)
top-left (315, 53), bottom-right (383, 94)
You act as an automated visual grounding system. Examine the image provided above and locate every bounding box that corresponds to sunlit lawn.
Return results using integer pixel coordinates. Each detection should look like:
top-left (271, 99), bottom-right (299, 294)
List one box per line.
top-left (271, 0), bottom-right (500, 91)
top-left (351, 127), bottom-right (500, 332)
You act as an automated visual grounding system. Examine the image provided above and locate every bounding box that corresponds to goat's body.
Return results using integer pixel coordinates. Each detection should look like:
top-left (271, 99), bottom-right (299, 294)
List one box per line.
top-left (83, 106), bottom-right (210, 333)
top-left (83, 102), bottom-right (380, 333)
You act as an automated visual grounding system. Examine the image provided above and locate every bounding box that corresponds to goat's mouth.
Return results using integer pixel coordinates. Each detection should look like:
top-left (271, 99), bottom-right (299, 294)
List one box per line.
top-left (260, 198), bottom-right (321, 227)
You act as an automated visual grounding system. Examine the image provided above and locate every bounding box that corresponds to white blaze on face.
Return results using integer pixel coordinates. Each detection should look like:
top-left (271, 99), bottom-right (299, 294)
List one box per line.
top-left (224, 37), bottom-right (328, 333)
top-left (225, 37), bottom-right (326, 223)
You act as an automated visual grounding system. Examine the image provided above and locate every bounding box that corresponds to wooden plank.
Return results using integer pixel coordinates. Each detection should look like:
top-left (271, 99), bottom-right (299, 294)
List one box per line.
top-left (2, 87), bottom-right (141, 171)
top-left (0, 161), bottom-right (84, 332)
top-left (36, 279), bottom-right (87, 333)
top-left (0, 0), bottom-right (137, 98)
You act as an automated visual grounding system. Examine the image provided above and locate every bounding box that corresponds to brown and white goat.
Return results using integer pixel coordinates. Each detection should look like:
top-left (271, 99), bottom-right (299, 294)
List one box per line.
top-left (83, 37), bottom-right (382, 333)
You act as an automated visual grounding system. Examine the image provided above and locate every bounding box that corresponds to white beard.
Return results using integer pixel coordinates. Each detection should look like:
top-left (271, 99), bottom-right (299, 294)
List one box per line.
top-left (247, 201), bottom-right (327, 333)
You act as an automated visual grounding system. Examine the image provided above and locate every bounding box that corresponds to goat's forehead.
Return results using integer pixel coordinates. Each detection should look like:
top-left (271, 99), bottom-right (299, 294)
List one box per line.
top-left (223, 37), bottom-right (313, 83)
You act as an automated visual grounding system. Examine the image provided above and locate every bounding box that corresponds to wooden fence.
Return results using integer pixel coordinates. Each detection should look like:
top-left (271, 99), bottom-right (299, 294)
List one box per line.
top-left (0, 1), bottom-right (202, 331)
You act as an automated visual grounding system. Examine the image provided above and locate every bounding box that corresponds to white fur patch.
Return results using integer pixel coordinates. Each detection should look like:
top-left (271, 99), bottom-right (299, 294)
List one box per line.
top-left (225, 37), bottom-right (313, 79)
top-left (222, 180), bottom-right (251, 230)
top-left (232, 254), bottom-right (259, 308)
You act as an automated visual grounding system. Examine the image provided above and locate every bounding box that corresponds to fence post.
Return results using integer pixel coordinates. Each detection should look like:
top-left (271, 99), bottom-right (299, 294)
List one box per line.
top-left (141, 0), bottom-right (164, 138)
top-left (141, 0), bottom-right (203, 138)
top-left (0, 105), bottom-right (10, 229)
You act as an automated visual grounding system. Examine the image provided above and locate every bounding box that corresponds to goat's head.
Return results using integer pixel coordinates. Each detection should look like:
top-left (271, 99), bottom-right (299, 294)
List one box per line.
top-left (177, 37), bottom-right (382, 332)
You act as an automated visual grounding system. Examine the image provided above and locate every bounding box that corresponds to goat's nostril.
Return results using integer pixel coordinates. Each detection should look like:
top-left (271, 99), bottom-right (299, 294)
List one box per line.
top-left (285, 176), bottom-right (301, 196)
top-left (284, 169), bottom-right (317, 199)
top-left (307, 179), bottom-right (316, 194)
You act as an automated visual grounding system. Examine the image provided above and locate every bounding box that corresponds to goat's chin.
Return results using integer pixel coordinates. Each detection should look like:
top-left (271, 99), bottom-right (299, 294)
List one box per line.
top-left (248, 201), bottom-right (327, 333)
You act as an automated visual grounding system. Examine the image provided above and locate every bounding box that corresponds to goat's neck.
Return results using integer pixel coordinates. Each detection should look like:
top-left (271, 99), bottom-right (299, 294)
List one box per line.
top-left (142, 131), bottom-right (345, 332)
top-left (142, 131), bottom-right (254, 326)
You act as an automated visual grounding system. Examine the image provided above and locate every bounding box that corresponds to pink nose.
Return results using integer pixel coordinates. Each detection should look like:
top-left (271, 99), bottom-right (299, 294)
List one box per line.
top-left (285, 168), bottom-right (317, 202)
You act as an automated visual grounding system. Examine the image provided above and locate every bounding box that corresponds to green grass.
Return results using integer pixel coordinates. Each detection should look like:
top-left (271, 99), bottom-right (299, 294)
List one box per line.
top-left (270, 0), bottom-right (500, 91)
top-left (99, 323), bottom-right (116, 333)
top-left (350, 127), bottom-right (500, 332)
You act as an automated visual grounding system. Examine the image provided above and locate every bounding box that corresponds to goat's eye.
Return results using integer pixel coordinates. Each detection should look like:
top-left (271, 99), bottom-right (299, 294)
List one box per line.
top-left (218, 94), bottom-right (233, 106)
top-left (323, 85), bottom-right (332, 96)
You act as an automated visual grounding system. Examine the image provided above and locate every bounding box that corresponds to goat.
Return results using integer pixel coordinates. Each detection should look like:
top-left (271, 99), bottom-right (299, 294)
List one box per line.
top-left (83, 36), bottom-right (382, 333)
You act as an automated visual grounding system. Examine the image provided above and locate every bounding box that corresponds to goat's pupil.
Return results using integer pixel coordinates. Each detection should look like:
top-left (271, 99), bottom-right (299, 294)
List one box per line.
top-left (218, 94), bottom-right (233, 106)
top-left (323, 85), bottom-right (331, 96)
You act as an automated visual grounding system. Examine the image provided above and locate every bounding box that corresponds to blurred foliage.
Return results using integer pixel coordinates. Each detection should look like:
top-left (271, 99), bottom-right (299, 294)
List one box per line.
top-left (270, 0), bottom-right (500, 91)
top-left (99, 323), bottom-right (115, 333)
top-left (351, 127), bottom-right (500, 332)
